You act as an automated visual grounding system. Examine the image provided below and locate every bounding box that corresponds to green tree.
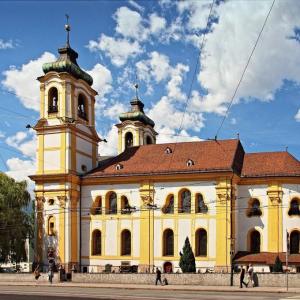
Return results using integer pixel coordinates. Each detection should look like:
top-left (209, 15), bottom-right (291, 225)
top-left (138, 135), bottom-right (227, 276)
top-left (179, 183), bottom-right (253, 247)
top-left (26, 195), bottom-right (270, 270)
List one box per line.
top-left (273, 255), bottom-right (283, 272)
top-left (0, 172), bottom-right (33, 264)
top-left (179, 237), bottom-right (196, 273)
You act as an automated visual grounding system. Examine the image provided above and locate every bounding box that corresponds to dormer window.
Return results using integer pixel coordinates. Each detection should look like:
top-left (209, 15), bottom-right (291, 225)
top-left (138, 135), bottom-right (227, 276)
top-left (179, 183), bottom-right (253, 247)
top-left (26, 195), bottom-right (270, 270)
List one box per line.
top-left (146, 136), bottom-right (153, 145)
top-left (78, 94), bottom-right (88, 120)
top-left (165, 147), bottom-right (172, 154)
top-left (186, 159), bottom-right (194, 167)
top-left (116, 163), bottom-right (123, 170)
top-left (48, 87), bottom-right (58, 113)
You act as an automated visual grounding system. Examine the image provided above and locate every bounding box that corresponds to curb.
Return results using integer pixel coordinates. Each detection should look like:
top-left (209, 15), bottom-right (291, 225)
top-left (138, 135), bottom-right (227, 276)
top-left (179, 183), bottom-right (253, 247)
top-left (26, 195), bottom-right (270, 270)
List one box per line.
top-left (0, 282), bottom-right (297, 293)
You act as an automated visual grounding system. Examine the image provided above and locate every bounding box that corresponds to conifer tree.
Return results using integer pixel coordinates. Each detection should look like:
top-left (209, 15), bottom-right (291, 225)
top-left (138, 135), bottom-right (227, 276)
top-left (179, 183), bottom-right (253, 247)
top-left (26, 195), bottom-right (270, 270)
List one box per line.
top-left (179, 237), bottom-right (196, 273)
top-left (273, 255), bottom-right (283, 272)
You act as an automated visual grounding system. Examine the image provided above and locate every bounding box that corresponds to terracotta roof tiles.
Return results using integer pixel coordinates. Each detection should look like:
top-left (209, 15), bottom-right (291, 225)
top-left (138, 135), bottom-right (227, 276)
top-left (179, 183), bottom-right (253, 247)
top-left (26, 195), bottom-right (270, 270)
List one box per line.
top-left (85, 139), bottom-right (244, 178)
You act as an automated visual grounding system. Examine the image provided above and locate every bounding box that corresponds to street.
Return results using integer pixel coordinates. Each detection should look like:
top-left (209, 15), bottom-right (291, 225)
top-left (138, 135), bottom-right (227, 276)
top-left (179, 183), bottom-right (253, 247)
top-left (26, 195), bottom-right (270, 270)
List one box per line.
top-left (0, 286), bottom-right (298, 300)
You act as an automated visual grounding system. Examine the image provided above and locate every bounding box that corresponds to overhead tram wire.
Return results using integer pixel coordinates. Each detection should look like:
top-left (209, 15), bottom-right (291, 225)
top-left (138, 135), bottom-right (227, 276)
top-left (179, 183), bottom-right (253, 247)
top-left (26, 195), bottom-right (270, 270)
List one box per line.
top-left (166, 0), bottom-right (215, 170)
top-left (214, 0), bottom-right (276, 139)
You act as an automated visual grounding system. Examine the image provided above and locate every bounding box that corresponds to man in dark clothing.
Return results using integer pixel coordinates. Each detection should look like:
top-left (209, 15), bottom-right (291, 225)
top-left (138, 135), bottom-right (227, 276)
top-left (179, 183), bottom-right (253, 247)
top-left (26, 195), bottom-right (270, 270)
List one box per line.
top-left (240, 266), bottom-right (247, 288)
top-left (155, 267), bottom-right (162, 285)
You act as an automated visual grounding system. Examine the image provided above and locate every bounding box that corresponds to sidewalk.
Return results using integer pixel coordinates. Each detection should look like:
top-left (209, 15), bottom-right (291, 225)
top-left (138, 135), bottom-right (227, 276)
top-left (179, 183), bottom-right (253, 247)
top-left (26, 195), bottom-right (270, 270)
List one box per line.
top-left (0, 281), bottom-right (299, 294)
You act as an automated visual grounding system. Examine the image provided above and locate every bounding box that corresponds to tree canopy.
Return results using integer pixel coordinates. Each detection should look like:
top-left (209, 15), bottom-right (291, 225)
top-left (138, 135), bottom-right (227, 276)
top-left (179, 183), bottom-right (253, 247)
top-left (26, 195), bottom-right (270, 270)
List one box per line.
top-left (179, 237), bottom-right (196, 273)
top-left (0, 172), bottom-right (33, 263)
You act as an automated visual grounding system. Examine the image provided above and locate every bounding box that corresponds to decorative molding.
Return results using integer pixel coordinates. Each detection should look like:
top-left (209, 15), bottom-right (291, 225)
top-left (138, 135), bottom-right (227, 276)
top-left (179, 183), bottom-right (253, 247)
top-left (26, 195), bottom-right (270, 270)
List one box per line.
top-left (58, 195), bottom-right (68, 208)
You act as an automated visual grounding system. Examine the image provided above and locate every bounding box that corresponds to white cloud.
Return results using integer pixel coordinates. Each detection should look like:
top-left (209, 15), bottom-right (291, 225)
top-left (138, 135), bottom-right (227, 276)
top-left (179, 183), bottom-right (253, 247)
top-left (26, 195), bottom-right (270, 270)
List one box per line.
top-left (99, 126), bottom-right (118, 156)
top-left (149, 96), bottom-right (205, 134)
top-left (230, 118), bottom-right (237, 125)
top-left (0, 39), bottom-right (14, 50)
top-left (87, 34), bottom-right (142, 67)
top-left (128, 0), bottom-right (144, 12)
top-left (114, 6), bottom-right (146, 41)
top-left (1, 52), bottom-right (56, 111)
top-left (177, 0), bottom-right (214, 31)
top-left (87, 63), bottom-right (112, 99)
top-left (103, 101), bottom-right (127, 120)
top-left (295, 109), bottom-right (300, 122)
top-left (6, 157), bottom-right (35, 186)
top-left (191, 1), bottom-right (300, 114)
top-left (149, 13), bottom-right (166, 35)
top-left (136, 52), bottom-right (189, 100)
top-left (5, 130), bottom-right (36, 159)
top-left (0, 131), bottom-right (5, 138)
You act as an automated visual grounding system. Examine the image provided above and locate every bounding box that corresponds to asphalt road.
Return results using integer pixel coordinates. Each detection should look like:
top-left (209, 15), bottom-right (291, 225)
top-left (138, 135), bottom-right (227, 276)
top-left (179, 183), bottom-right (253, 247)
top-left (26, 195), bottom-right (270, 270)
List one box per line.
top-left (0, 286), bottom-right (298, 300)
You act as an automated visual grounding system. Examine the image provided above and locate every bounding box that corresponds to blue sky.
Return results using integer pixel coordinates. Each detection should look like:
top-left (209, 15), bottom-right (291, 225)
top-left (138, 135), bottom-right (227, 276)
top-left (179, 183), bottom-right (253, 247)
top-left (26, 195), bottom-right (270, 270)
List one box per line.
top-left (0, 0), bottom-right (299, 182)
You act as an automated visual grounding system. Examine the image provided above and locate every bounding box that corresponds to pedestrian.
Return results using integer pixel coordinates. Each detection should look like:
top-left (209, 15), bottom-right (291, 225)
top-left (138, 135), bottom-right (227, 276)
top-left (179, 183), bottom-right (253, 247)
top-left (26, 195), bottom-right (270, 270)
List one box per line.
top-left (239, 266), bottom-right (247, 288)
top-left (34, 265), bottom-right (40, 282)
top-left (155, 267), bottom-right (162, 285)
top-left (48, 267), bottom-right (54, 284)
top-left (247, 264), bottom-right (254, 287)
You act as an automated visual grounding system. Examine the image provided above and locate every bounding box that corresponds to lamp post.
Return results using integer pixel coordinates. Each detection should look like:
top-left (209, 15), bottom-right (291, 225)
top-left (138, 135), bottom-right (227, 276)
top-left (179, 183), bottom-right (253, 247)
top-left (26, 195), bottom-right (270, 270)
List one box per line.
top-left (146, 203), bottom-right (158, 273)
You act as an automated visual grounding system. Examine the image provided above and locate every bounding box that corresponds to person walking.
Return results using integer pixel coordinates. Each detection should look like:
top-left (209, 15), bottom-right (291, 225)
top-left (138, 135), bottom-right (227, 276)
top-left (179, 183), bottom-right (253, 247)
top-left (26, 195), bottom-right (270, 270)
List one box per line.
top-left (239, 266), bottom-right (247, 288)
top-left (247, 264), bottom-right (254, 287)
top-left (155, 267), bottom-right (162, 285)
top-left (33, 265), bottom-right (40, 282)
top-left (48, 267), bottom-right (54, 284)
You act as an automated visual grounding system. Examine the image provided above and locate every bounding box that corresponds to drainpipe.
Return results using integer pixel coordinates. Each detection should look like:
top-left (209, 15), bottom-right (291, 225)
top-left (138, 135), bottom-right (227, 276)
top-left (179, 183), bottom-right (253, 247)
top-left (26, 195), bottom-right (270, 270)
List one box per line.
top-left (230, 171), bottom-right (235, 286)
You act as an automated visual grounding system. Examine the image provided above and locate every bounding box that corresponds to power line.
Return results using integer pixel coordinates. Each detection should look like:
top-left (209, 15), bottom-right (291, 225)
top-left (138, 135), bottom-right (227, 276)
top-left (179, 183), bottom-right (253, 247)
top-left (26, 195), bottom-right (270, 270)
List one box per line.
top-left (215, 0), bottom-right (276, 139)
top-left (166, 0), bottom-right (215, 170)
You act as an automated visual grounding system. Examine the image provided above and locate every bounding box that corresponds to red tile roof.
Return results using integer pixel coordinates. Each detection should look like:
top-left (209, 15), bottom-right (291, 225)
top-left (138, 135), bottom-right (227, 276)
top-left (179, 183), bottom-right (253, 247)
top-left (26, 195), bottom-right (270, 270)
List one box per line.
top-left (234, 252), bottom-right (300, 265)
top-left (85, 139), bottom-right (244, 178)
top-left (241, 152), bottom-right (300, 177)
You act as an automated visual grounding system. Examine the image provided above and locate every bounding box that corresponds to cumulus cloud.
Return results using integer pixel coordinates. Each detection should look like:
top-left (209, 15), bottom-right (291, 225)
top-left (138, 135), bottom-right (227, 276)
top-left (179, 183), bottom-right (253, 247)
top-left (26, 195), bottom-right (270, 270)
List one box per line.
top-left (87, 63), bottom-right (112, 99)
top-left (114, 6), bottom-right (146, 40)
top-left (128, 0), bottom-right (144, 12)
top-left (0, 39), bottom-right (14, 50)
top-left (87, 34), bottom-right (142, 67)
top-left (188, 1), bottom-right (300, 114)
top-left (1, 52), bottom-right (56, 111)
top-left (295, 109), bottom-right (300, 122)
top-left (136, 51), bottom-right (189, 100)
top-left (149, 13), bottom-right (166, 35)
top-left (6, 157), bottom-right (36, 187)
top-left (99, 126), bottom-right (118, 156)
top-left (6, 130), bottom-right (36, 159)
top-left (103, 101), bottom-right (127, 120)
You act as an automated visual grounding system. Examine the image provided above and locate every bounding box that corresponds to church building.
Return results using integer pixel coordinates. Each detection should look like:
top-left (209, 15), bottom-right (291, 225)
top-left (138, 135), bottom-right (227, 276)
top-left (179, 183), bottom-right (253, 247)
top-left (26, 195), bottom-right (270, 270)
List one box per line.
top-left (30, 27), bottom-right (300, 273)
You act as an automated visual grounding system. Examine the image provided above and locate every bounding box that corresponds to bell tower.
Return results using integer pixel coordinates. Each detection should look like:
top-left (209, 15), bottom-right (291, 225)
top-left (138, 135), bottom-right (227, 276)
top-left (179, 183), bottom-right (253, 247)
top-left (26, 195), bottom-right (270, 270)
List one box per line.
top-left (116, 83), bottom-right (157, 154)
top-left (30, 17), bottom-right (100, 271)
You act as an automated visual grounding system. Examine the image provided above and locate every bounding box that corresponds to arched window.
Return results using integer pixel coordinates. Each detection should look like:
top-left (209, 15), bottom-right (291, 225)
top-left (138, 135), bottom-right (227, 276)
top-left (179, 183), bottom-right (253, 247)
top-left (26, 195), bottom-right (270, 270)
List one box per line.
top-left (91, 196), bottom-right (102, 215)
top-left (48, 216), bottom-right (55, 236)
top-left (106, 192), bottom-right (117, 214)
top-left (48, 87), bottom-right (58, 113)
top-left (179, 189), bottom-right (191, 213)
top-left (195, 193), bottom-right (208, 213)
top-left (125, 132), bottom-right (133, 149)
top-left (162, 195), bottom-right (174, 214)
top-left (92, 230), bottom-right (101, 255)
top-left (288, 198), bottom-right (300, 216)
top-left (146, 136), bottom-right (153, 145)
top-left (163, 229), bottom-right (174, 256)
top-left (247, 199), bottom-right (262, 217)
top-left (121, 196), bottom-right (132, 214)
top-left (290, 230), bottom-right (300, 254)
top-left (121, 229), bottom-right (131, 256)
top-left (195, 229), bottom-right (207, 256)
top-left (249, 230), bottom-right (261, 253)
top-left (78, 94), bottom-right (87, 120)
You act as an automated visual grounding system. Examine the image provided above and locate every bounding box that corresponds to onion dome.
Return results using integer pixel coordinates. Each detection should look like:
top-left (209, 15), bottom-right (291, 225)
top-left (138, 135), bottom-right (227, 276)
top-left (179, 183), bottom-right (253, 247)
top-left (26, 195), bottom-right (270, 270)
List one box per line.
top-left (42, 15), bottom-right (93, 86)
top-left (119, 83), bottom-right (155, 127)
